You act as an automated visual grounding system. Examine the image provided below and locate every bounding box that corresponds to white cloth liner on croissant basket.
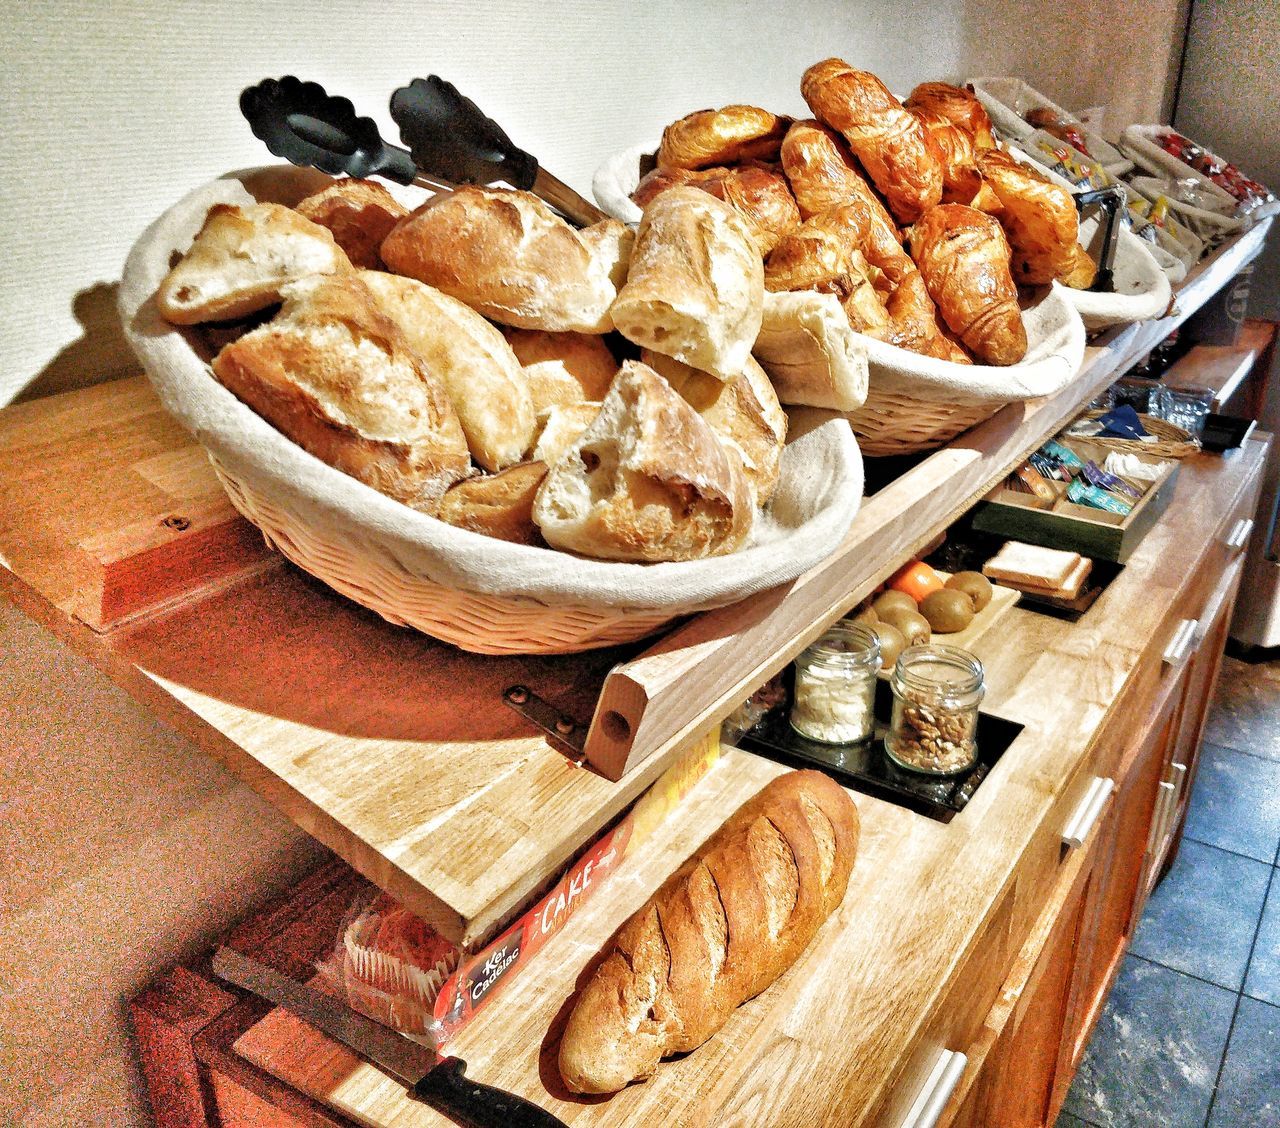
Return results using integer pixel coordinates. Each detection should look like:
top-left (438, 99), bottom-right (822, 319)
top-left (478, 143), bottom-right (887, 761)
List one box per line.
top-left (119, 166), bottom-right (866, 656)
top-left (595, 142), bottom-right (1096, 456)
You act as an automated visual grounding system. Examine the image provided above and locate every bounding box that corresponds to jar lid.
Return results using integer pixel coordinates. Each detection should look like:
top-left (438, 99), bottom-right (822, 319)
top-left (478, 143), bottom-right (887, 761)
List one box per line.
top-left (802, 624), bottom-right (881, 668)
top-left (892, 643), bottom-right (984, 697)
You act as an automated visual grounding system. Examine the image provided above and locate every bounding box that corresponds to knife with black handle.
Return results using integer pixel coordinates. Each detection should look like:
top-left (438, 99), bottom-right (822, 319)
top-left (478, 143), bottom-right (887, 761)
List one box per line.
top-left (390, 75), bottom-right (608, 227)
top-left (211, 946), bottom-right (567, 1128)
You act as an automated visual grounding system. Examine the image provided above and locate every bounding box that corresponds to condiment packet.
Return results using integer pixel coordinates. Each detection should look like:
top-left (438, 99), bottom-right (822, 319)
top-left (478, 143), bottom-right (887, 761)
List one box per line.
top-left (1103, 451), bottom-right (1164, 482)
top-left (1067, 479), bottom-right (1133, 515)
top-left (1082, 460), bottom-right (1142, 498)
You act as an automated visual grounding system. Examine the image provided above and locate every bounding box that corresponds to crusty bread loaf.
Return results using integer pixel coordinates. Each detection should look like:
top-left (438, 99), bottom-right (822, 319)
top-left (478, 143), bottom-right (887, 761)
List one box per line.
top-left (157, 202), bottom-right (350, 324)
top-left (559, 769), bottom-right (859, 1094)
top-left (359, 271), bottom-right (535, 471)
top-left (657, 105), bottom-right (792, 171)
top-left (435, 462), bottom-right (548, 545)
top-left (380, 187), bottom-right (626, 333)
top-left (295, 179), bottom-right (409, 270)
top-left (610, 186), bottom-right (764, 381)
top-left (212, 273), bottom-right (470, 510)
top-left (502, 329), bottom-right (618, 416)
top-left (532, 402), bottom-right (603, 467)
top-left (752, 289), bottom-right (869, 411)
top-left (641, 351), bottom-right (786, 506)
top-left (532, 361), bottom-right (754, 562)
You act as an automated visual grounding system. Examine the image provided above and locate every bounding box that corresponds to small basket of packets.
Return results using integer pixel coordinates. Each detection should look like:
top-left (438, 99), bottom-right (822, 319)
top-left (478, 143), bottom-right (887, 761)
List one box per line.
top-left (973, 419), bottom-right (1182, 562)
top-left (595, 60), bottom-right (1098, 457)
top-left (119, 153), bottom-right (864, 655)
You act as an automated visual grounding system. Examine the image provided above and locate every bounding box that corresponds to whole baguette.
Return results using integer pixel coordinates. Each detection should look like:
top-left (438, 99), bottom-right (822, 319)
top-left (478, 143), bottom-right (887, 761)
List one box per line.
top-left (559, 769), bottom-right (859, 1094)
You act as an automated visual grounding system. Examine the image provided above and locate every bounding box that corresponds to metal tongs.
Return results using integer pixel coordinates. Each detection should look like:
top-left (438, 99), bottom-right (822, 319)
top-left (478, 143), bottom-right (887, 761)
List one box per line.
top-left (240, 75), bottom-right (607, 227)
top-left (1074, 185), bottom-right (1126, 295)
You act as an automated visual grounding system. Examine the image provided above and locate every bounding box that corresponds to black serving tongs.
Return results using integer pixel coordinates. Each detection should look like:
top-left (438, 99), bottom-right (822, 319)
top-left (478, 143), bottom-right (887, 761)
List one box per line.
top-left (1074, 185), bottom-right (1126, 294)
top-left (240, 75), bottom-right (607, 227)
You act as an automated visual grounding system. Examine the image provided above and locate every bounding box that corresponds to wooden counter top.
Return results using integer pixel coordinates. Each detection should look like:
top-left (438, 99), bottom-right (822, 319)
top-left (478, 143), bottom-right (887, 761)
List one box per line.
top-left (227, 435), bottom-right (1268, 1126)
top-left (0, 222), bottom-right (1270, 953)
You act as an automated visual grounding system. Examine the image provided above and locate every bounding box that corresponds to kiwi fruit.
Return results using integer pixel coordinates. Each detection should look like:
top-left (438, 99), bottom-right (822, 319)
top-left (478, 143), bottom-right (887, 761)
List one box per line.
top-left (845, 603), bottom-right (878, 627)
top-left (945, 571), bottom-right (993, 612)
top-left (921, 588), bottom-right (977, 633)
top-left (872, 621), bottom-right (908, 668)
top-left (881, 606), bottom-right (931, 646)
top-left (872, 590), bottom-right (917, 619)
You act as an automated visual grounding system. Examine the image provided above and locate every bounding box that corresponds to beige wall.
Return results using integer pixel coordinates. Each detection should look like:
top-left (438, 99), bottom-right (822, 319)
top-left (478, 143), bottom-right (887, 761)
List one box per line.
top-left (1, 3), bottom-right (1190, 1124)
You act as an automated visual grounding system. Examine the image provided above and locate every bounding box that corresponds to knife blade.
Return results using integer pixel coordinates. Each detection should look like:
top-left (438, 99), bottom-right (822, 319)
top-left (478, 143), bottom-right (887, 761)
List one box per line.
top-left (212, 946), bottom-right (567, 1128)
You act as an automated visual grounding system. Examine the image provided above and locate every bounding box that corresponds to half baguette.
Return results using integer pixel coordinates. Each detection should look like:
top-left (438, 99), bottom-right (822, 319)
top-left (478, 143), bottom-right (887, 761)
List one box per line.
top-left (532, 360), bottom-right (754, 562)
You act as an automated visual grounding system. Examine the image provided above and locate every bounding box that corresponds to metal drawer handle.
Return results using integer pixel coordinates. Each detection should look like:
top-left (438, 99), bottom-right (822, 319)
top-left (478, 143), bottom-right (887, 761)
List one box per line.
top-left (1063, 776), bottom-right (1116, 848)
top-left (1162, 618), bottom-right (1200, 666)
top-left (899, 1048), bottom-right (968, 1128)
top-left (1227, 518), bottom-right (1255, 551)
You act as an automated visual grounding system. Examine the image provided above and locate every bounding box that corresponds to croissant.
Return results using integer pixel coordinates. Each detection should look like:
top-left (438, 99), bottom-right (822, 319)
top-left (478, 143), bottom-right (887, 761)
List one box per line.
top-left (905, 82), bottom-right (997, 150)
top-left (909, 204), bottom-right (1027, 366)
top-left (976, 149), bottom-right (1093, 288)
top-left (910, 109), bottom-right (984, 205)
top-left (801, 59), bottom-right (943, 224)
top-left (658, 105), bottom-right (792, 171)
top-left (765, 216), bottom-right (890, 334)
top-left (868, 269), bottom-right (972, 364)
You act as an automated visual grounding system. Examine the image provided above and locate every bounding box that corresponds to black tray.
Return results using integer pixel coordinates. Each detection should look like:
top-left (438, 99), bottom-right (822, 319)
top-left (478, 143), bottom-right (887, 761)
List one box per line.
top-left (1201, 413), bottom-right (1257, 454)
top-left (737, 678), bottom-right (1023, 823)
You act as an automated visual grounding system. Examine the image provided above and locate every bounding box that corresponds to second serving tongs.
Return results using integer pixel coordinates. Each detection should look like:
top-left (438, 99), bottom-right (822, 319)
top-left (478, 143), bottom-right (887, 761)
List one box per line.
top-left (240, 75), bottom-right (606, 227)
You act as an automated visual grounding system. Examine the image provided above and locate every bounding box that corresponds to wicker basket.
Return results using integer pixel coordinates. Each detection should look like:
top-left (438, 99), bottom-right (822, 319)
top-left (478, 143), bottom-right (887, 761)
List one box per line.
top-left (1075, 411), bottom-right (1200, 459)
top-left (120, 167), bottom-right (867, 656)
top-left (847, 394), bottom-right (995, 456)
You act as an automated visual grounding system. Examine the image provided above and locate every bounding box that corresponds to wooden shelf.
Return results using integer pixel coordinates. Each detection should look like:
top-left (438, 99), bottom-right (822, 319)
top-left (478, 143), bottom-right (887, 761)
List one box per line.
top-left (0, 219), bottom-right (1271, 950)
top-left (1161, 317), bottom-right (1278, 412)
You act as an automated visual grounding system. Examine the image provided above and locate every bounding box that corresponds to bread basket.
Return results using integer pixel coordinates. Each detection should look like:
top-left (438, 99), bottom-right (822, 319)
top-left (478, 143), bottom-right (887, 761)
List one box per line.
top-left (595, 144), bottom-right (1087, 456)
top-left (119, 167), bottom-right (866, 655)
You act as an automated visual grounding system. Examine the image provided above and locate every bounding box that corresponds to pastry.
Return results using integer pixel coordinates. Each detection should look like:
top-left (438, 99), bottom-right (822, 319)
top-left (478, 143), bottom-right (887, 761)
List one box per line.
top-left (801, 59), bottom-right (944, 223)
top-left (657, 105), bottom-right (792, 170)
top-left (905, 82), bottom-right (997, 150)
top-left (908, 204), bottom-right (1027, 366)
top-left (910, 109), bottom-right (983, 205)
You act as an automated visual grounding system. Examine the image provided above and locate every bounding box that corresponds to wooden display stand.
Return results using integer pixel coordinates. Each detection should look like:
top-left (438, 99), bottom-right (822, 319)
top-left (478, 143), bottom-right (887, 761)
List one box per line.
top-left (0, 221), bottom-right (1271, 1126)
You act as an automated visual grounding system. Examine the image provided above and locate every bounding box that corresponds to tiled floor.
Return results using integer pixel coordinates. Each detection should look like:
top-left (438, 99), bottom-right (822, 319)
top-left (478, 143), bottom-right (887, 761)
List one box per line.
top-left (1057, 653), bottom-right (1280, 1128)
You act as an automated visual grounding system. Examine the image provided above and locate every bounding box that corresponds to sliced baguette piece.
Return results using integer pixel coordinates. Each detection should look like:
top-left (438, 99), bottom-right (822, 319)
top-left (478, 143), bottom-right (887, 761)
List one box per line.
top-left (981, 540), bottom-right (1080, 590)
top-left (532, 402), bottom-right (603, 467)
top-left (502, 329), bottom-right (618, 416)
top-left (610, 186), bottom-right (764, 380)
top-left (295, 178), bottom-right (409, 270)
top-left (211, 273), bottom-right (470, 511)
top-left (752, 289), bottom-right (869, 411)
top-left (380, 186), bottom-right (626, 333)
top-left (532, 360), bottom-right (754, 562)
top-left (359, 270), bottom-right (535, 472)
top-left (641, 350), bottom-right (787, 506)
top-left (157, 202), bottom-right (350, 324)
top-left (435, 462), bottom-right (548, 545)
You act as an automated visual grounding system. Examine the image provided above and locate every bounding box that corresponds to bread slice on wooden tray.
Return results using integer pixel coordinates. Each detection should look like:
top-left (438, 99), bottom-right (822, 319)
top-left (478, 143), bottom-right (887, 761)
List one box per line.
top-left (157, 202), bottom-right (350, 324)
top-left (982, 540), bottom-right (1082, 590)
top-left (532, 360), bottom-right (754, 562)
top-left (211, 273), bottom-right (470, 511)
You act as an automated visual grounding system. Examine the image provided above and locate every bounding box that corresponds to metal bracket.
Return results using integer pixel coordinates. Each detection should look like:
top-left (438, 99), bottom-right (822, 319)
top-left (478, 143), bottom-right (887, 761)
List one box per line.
top-left (502, 685), bottom-right (588, 764)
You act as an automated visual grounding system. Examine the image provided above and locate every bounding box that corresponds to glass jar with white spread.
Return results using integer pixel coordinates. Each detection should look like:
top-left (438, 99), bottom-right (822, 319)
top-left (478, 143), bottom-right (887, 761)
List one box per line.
top-left (885, 644), bottom-right (985, 775)
top-left (789, 625), bottom-right (881, 744)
